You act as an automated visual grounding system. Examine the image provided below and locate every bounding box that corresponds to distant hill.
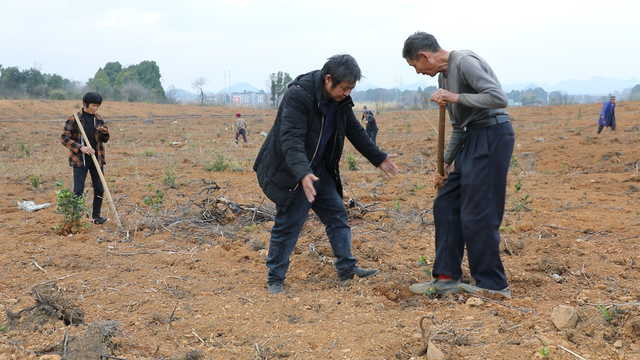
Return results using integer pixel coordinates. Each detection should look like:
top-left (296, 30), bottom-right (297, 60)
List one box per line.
top-left (400, 80), bottom-right (434, 91)
top-left (502, 82), bottom-right (538, 93)
top-left (546, 77), bottom-right (640, 95)
top-left (170, 82), bottom-right (263, 103)
top-left (172, 88), bottom-right (198, 102)
top-left (502, 77), bottom-right (640, 95)
top-left (355, 83), bottom-right (379, 91)
top-left (218, 82), bottom-right (261, 94)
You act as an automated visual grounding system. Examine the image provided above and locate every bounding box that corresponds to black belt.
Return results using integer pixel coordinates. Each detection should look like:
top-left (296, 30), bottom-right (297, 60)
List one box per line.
top-left (463, 115), bottom-right (510, 132)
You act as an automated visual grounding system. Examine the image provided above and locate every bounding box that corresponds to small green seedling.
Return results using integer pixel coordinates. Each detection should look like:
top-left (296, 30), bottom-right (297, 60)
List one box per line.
top-left (539, 345), bottom-right (550, 358)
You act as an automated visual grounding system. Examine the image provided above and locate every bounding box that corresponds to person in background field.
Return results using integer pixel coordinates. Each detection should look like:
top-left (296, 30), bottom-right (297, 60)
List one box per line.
top-left (364, 111), bottom-right (379, 145)
top-left (361, 105), bottom-right (373, 120)
top-left (597, 96), bottom-right (616, 134)
top-left (253, 54), bottom-right (399, 295)
top-left (403, 31), bottom-right (514, 298)
top-left (60, 91), bottom-right (110, 225)
top-left (235, 113), bottom-right (248, 143)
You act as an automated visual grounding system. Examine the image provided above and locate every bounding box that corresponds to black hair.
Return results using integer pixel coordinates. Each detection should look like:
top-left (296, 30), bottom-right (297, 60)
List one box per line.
top-left (321, 54), bottom-right (362, 88)
top-left (402, 31), bottom-right (442, 60)
top-left (82, 92), bottom-right (103, 106)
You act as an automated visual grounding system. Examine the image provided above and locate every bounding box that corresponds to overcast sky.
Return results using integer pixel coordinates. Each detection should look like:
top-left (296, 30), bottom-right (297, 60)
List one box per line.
top-left (2, 0), bottom-right (638, 93)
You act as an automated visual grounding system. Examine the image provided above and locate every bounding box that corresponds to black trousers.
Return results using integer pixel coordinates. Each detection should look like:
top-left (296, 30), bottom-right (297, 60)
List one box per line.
top-left (597, 117), bottom-right (616, 133)
top-left (432, 121), bottom-right (514, 290)
top-left (73, 161), bottom-right (104, 219)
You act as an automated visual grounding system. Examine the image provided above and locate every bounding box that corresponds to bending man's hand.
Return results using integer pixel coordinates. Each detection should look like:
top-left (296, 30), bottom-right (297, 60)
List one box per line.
top-left (434, 163), bottom-right (450, 188)
top-left (301, 173), bottom-right (319, 203)
top-left (430, 89), bottom-right (460, 107)
top-left (378, 154), bottom-right (399, 176)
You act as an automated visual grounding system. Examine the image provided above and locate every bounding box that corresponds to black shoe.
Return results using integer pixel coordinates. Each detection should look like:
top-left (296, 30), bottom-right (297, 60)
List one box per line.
top-left (338, 267), bottom-right (380, 281)
top-left (268, 283), bottom-right (284, 294)
top-left (92, 217), bottom-right (108, 225)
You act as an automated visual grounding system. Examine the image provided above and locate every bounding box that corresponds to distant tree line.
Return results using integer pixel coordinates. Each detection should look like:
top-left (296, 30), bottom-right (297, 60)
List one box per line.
top-left (350, 86), bottom-right (439, 110)
top-left (0, 60), bottom-right (166, 103)
top-left (0, 64), bottom-right (84, 100)
top-left (87, 61), bottom-right (165, 102)
top-left (506, 85), bottom-right (640, 106)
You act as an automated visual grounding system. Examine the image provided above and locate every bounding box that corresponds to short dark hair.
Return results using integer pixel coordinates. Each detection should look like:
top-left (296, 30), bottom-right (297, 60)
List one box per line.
top-left (402, 31), bottom-right (442, 61)
top-left (82, 92), bottom-right (103, 106)
top-left (321, 54), bottom-right (362, 88)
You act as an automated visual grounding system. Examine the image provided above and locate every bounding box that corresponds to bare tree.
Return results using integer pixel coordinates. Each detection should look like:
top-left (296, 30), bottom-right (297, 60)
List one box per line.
top-left (165, 84), bottom-right (180, 104)
top-left (192, 77), bottom-right (209, 106)
top-left (122, 80), bottom-right (153, 102)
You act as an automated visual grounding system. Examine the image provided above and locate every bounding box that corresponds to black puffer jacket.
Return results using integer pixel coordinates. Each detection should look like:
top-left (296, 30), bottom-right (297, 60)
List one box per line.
top-left (253, 70), bottom-right (388, 209)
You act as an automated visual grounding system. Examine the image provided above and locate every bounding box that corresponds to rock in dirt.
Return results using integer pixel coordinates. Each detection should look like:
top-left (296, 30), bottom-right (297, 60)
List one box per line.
top-left (466, 297), bottom-right (484, 307)
top-left (426, 342), bottom-right (447, 360)
top-left (551, 305), bottom-right (578, 330)
top-left (39, 356), bottom-right (62, 360)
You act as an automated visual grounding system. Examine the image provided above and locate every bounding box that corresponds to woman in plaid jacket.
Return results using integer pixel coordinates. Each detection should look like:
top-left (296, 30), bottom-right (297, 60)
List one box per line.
top-left (60, 92), bottom-right (110, 224)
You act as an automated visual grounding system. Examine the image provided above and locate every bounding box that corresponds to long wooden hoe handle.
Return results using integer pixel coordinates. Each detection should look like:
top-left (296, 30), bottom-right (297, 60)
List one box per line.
top-left (71, 112), bottom-right (122, 228)
top-left (436, 105), bottom-right (446, 191)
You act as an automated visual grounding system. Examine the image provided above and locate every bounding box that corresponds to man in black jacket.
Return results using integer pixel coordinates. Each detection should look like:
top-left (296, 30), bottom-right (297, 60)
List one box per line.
top-left (253, 54), bottom-right (398, 294)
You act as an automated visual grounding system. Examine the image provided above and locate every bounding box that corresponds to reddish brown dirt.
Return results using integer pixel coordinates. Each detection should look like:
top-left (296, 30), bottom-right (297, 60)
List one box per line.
top-left (1, 99), bottom-right (640, 359)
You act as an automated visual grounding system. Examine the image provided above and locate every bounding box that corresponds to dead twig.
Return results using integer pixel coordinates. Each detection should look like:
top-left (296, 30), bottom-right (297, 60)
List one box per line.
top-left (167, 302), bottom-right (178, 331)
top-left (29, 273), bottom-right (78, 290)
top-left (503, 237), bottom-right (514, 256)
top-left (557, 344), bottom-right (586, 360)
top-left (107, 251), bottom-right (155, 256)
top-left (217, 339), bottom-right (241, 356)
top-left (582, 301), bottom-right (640, 307)
top-left (63, 328), bottom-right (69, 359)
top-left (191, 329), bottom-right (205, 342)
top-left (618, 233), bottom-right (640, 241)
top-left (467, 293), bottom-right (538, 315)
top-left (0, 337), bottom-right (35, 356)
top-left (542, 224), bottom-right (601, 235)
top-left (238, 296), bottom-right (254, 305)
top-left (422, 113), bottom-right (439, 134)
top-left (416, 315), bottom-right (432, 356)
top-left (33, 261), bottom-right (47, 273)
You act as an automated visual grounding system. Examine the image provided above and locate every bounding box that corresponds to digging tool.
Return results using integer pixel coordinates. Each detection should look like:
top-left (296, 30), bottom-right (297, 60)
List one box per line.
top-left (71, 111), bottom-right (122, 227)
top-left (436, 105), bottom-right (446, 191)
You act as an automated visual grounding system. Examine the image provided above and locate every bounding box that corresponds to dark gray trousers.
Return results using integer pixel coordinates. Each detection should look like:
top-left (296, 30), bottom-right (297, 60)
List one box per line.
top-left (432, 121), bottom-right (515, 290)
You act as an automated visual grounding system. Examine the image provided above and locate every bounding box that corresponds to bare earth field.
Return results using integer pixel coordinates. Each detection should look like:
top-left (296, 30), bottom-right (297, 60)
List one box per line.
top-left (1, 99), bottom-right (640, 360)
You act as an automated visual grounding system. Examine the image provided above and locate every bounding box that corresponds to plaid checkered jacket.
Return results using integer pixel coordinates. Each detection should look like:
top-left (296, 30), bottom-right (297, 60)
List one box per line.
top-left (60, 111), bottom-right (110, 167)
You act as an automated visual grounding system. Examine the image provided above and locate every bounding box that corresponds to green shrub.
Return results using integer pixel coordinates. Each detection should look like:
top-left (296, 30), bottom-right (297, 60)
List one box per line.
top-left (163, 165), bottom-right (177, 187)
top-left (347, 153), bottom-right (358, 171)
top-left (244, 223), bottom-right (258, 232)
top-left (49, 90), bottom-right (67, 100)
top-left (143, 184), bottom-right (164, 215)
top-left (20, 142), bottom-right (31, 157)
top-left (392, 199), bottom-right (401, 212)
top-left (29, 175), bottom-right (42, 192)
top-left (509, 179), bottom-right (531, 214)
top-left (54, 180), bottom-right (89, 234)
top-left (204, 151), bottom-right (229, 172)
top-left (418, 256), bottom-right (431, 278)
